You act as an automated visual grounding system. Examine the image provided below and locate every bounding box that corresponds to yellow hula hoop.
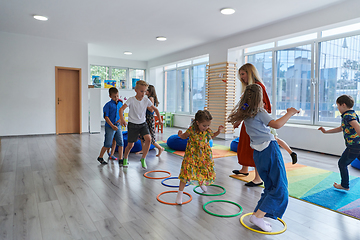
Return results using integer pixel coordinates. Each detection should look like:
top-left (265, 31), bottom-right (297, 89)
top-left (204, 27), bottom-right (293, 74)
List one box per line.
top-left (240, 212), bottom-right (287, 235)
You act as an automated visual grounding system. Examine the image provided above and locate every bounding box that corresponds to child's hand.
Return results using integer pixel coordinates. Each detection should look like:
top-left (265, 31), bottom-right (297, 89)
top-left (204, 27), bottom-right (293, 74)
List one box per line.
top-left (120, 119), bottom-right (127, 127)
top-left (287, 107), bottom-right (300, 115)
top-left (233, 121), bottom-right (241, 129)
top-left (218, 125), bottom-right (225, 132)
top-left (318, 127), bottom-right (326, 133)
top-left (159, 120), bottom-right (163, 126)
top-left (178, 130), bottom-right (183, 137)
top-left (112, 125), bottom-right (118, 131)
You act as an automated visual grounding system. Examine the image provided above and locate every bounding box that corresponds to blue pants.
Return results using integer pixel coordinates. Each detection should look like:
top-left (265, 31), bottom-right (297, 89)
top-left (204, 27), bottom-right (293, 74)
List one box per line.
top-left (338, 144), bottom-right (360, 189)
top-left (104, 124), bottom-right (123, 148)
top-left (253, 141), bottom-right (288, 219)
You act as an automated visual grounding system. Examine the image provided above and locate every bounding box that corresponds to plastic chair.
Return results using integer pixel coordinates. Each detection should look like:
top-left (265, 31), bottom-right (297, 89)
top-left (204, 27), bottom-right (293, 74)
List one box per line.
top-left (155, 115), bottom-right (163, 133)
top-left (164, 112), bottom-right (173, 127)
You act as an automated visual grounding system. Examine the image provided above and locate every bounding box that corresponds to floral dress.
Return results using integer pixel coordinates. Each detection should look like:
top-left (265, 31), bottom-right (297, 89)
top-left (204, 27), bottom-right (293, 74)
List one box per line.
top-left (178, 125), bottom-right (216, 185)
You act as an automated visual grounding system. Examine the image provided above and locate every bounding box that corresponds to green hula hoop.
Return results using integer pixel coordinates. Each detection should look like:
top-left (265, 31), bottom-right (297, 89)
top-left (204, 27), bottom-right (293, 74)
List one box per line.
top-left (203, 200), bottom-right (243, 217)
top-left (193, 184), bottom-right (226, 196)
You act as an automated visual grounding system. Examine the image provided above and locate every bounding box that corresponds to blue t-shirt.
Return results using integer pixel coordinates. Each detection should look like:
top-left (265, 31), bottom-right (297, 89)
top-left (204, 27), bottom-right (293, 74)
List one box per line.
top-left (244, 108), bottom-right (275, 145)
top-left (341, 109), bottom-right (360, 146)
top-left (103, 99), bottom-right (123, 128)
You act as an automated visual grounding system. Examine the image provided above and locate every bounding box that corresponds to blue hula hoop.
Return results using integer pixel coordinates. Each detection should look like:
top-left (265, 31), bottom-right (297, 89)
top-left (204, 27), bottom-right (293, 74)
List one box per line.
top-left (161, 177), bottom-right (190, 188)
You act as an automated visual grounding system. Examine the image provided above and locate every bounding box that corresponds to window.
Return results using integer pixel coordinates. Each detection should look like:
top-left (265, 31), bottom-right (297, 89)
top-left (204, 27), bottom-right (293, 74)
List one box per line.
top-left (129, 69), bottom-right (145, 89)
top-left (90, 65), bottom-right (109, 88)
top-left (163, 57), bottom-right (208, 114)
top-left (242, 21), bottom-right (360, 126)
top-left (276, 45), bottom-right (312, 122)
top-left (245, 51), bottom-right (273, 104)
top-left (191, 64), bottom-right (207, 113)
top-left (90, 65), bottom-right (145, 89)
top-left (164, 70), bottom-right (177, 112)
top-left (318, 35), bottom-right (360, 123)
top-left (111, 67), bottom-right (127, 89)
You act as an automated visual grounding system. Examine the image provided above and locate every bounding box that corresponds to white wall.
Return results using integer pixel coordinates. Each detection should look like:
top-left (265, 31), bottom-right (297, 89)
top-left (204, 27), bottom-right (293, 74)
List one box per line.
top-left (0, 32), bottom-right (88, 136)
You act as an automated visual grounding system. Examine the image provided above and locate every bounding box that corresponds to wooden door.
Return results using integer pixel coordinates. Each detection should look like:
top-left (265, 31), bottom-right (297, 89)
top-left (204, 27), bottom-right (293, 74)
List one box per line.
top-left (55, 67), bottom-right (82, 134)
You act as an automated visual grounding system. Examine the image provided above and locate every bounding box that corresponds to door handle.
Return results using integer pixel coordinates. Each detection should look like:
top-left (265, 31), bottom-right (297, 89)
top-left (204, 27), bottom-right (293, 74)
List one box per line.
top-left (58, 98), bottom-right (62, 104)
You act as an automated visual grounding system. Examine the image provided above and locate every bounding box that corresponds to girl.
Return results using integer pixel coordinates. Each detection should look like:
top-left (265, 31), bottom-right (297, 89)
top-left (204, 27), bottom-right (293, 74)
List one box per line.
top-left (228, 84), bottom-right (299, 232)
top-left (138, 85), bottom-right (164, 156)
top-left (175, 110), bottom-right (224, 204)
top-left (233, 63), bottom-right (297, 186)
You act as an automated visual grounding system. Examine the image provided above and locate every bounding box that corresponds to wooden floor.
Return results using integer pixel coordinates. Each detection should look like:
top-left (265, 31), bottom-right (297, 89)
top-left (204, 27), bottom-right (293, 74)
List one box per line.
top-left (1, 127), bottom-right (360, 240)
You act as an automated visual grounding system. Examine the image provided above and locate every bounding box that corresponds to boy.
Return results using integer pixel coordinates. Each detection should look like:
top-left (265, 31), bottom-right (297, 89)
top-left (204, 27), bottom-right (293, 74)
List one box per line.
top-left (119, 80), bottom-right (162, 169)
top-left (97, 87), bottom-right (123, 164)
top-left (319, 95), bottom-right (360, 190)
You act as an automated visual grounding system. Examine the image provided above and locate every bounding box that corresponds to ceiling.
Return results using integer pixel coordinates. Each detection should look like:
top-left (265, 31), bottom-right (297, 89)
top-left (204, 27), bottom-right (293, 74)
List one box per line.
top-left (0, 0), bottom-right (345, 61)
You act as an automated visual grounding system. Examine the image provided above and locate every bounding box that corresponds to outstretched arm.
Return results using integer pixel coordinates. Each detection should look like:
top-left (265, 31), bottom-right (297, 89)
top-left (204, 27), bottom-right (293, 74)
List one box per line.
top-left (150, 105), bottom-right (163, 125)
top-left (268, 107), bottom-right (299, 129)
top-left (178, 130), bottom-right (190, 139)
top-left (318, 126), bottom-right (342, 134)
top-left (212, 125), bottom-right (225, 139)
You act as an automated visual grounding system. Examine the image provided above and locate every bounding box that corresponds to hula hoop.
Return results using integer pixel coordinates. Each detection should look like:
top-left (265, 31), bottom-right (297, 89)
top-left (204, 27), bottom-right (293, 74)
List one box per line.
top-left (240, 212), bottom-right (287, 235)
top-left (203, 200), bottom-right (243, 217)
top-left (143, 170), bottom-right (171, 179)
top-left (161, 177), bottom-right (189, 188)
top-left (193, 184), bottom-right (226, 196)
top-left (156, 191), bottom-right (192, 205)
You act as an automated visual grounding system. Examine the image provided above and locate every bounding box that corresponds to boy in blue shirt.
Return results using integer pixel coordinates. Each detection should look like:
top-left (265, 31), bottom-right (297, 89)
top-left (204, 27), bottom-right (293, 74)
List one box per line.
top-left (97, 87), bottom-right (124, 164)
top-left (319, 95), bottom-right (360, 190)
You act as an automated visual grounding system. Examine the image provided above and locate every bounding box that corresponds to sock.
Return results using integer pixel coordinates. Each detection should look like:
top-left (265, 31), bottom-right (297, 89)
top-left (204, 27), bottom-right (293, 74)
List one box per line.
top-left (249, 215), bottom-right (272, 232)
top-left (176, 191), bottom-right (183, 204)
top-left (140, 158), bottom-right (147, 169)
top-left (200, 185), bottom-right (207, 192)
top-left (123, 158), bottom-right (128, 167)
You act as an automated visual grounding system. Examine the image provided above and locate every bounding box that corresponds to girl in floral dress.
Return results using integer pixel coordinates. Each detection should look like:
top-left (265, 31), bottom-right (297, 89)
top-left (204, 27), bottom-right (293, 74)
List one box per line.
top-left (175, 110), bottom-right (224, 204)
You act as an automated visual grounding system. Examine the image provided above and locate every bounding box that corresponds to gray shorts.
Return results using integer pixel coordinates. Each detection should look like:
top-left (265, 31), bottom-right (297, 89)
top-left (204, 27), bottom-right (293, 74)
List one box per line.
top-left (127, 122), bottom-right (150, 143)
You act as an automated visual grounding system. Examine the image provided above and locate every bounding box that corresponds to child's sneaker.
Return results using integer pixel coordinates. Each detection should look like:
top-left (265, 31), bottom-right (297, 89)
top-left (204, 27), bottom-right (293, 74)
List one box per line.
top-left (119, 159), bottom-right (123, 167)
top-left (291, 152), bottom-right (297, 164)
top-left (97, 157), bottom-right (108, 165)
top-left (123, 159), bottom-right (129, 168)
top-left (140, 158), bottom-right (147, 169)
top-left (109, 155), bottom-right (118, 160)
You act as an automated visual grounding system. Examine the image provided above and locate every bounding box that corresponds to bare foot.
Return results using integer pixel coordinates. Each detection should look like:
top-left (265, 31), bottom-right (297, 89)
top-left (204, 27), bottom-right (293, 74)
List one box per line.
top-left (134, 151), bottom-right (143, 155)
top-left (156, 147), bottom-right (164, 157)
top-left (333, 182), bottom-right (349, 191)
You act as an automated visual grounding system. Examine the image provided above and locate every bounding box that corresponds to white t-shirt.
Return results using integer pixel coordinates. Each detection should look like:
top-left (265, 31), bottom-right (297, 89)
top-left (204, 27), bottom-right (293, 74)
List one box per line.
top-left (125, 96), bottom-right (153, 124)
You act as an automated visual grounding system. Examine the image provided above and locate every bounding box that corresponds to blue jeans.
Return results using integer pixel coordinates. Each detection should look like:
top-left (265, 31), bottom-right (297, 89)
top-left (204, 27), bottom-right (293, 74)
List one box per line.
top-left (253, 141), bottom-right (288, 219)
top-left (104, 123), bottom-right (123, 148)
top-left (338, 144), bottom-right (360, 189)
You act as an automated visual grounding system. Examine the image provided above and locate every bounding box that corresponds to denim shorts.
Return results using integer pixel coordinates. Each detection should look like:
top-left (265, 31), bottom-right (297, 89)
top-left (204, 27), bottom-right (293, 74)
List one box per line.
top-left (127, 122), bottom-right (150, 143)
top-left (104, 123), bottom-right (123, 148)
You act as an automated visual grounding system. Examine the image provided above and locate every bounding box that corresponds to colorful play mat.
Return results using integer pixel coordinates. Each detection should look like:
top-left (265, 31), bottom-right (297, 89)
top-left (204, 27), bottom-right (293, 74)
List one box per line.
top-left (230, 162), bottom-right (360, 220)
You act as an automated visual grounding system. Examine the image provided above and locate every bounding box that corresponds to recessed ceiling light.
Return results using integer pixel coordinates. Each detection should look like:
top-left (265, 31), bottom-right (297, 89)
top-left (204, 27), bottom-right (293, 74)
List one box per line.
top-left (124, 51), bottom-right (132, 55)
top-left (156, 36), bottom-right (167, 41)
top-left (33, 15), bottom-right (48, 21)
top-left (220, 8), bottom-right (235, 15)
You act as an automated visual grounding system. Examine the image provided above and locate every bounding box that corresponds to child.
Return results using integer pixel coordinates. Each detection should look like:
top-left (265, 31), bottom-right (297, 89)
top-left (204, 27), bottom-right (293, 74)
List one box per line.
top-left (318, 95), bottom-right (360, 191)
top-left (227, 84), bottom-right (299, 232)
top-left (175, 110), bottom-right (224, 204)
top-left (119, 80), bottom-right (162, 169)
top-left (97, 87), bottom-right (123, 164)
top-left (137, 85), bottom-right (165, 157)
